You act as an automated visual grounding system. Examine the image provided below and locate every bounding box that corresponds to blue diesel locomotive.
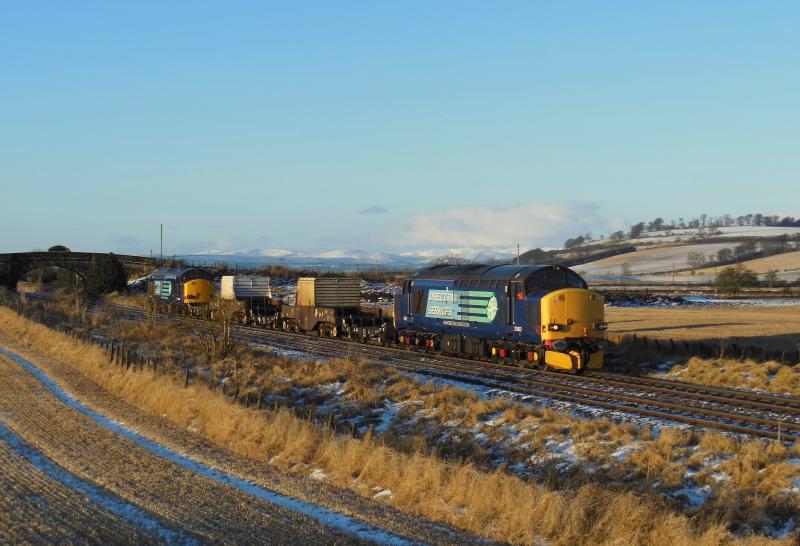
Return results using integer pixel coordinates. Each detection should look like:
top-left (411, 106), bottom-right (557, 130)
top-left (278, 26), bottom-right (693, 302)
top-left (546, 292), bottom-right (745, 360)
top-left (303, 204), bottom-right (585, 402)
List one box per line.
top-left (394, 264), bottom-right (606, 372)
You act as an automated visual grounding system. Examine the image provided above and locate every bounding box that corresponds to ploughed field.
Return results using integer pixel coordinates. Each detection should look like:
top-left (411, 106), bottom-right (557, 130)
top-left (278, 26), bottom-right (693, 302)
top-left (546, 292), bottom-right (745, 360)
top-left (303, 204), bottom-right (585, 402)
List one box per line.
top-left (0, 435), bottom-right (160, 544)
top-left (0, 349), bottom-right (362, 544)
top-left (0, 331), bottom-right (483, 545)
top-left (606, 305), bottom-right (800, 352)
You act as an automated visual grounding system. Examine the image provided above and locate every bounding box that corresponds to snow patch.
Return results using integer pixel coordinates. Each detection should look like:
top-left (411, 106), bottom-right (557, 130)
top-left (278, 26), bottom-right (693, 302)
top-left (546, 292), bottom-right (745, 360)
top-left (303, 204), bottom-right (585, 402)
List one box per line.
top-left (375, 401), bottom-right (405, 434)
top-left (666, 483), bottom-right (713, 508)
top-left (609, 444), bottom-right (639, 462)
top-left (373, 489), bottom-right (393, 500)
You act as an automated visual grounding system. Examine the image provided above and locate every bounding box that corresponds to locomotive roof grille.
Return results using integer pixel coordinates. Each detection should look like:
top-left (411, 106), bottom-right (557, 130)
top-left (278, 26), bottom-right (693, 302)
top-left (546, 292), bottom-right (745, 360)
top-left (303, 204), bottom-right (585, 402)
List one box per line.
top-left (414, 264), bottom-right (559, 281)
top-left (151, 267), bottom-right (214, 282)
top-left (410, 264), bottom-right (588, 291)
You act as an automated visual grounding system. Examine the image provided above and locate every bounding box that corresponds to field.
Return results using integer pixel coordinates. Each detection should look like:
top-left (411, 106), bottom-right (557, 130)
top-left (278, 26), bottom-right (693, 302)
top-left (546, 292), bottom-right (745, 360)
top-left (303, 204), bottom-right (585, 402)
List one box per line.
top-left (0, 432), bottom-right (159, 545)
top-left (0, 351), bottom-right (368, 544)
top-left (4, 306), bottom-right (800, 543)
top-left (575, 243), bottom-right (735, 276)
top-left (682, 250), bottom-right (800, 277)
top-left (0, 314), bottom-right (488, 544)
top-left (606, 305), bottom-right (800, 352)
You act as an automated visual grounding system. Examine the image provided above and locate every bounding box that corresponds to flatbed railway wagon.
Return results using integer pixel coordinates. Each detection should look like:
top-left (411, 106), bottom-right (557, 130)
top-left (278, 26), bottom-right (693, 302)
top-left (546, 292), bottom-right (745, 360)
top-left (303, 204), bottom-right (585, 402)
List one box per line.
top-left (280, 277), bottom-right (388, 340)
top-left (394, 264), bottom-right (607, 372)
top-left (220, 275), bottom-right (282, 326)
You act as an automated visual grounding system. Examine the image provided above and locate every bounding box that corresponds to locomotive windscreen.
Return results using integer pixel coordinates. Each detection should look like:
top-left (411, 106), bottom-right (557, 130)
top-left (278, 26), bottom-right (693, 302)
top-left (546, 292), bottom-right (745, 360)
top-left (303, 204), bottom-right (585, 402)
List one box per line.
top-left (524, 268), bottom-right (586, 294)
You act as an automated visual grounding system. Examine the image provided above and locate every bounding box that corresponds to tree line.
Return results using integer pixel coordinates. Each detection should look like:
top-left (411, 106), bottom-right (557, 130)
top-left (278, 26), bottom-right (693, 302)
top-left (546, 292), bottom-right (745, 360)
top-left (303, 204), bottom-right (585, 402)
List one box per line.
top-left (564, 212), bottom-right (800, 248)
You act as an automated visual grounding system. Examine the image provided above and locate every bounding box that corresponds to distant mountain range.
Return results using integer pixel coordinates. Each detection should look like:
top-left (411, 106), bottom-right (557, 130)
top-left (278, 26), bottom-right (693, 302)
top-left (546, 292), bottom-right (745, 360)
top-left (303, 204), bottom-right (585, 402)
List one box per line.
top-left (180, 247), bottom-right (526, 269)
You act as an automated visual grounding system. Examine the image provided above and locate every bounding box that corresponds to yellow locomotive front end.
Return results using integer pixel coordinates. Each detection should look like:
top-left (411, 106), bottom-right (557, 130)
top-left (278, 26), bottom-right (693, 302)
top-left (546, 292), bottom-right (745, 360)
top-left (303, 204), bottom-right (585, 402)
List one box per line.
top-left (182, 278), bottom-right (215, 305)
top-left (540, 288), bottom-right (606, 371)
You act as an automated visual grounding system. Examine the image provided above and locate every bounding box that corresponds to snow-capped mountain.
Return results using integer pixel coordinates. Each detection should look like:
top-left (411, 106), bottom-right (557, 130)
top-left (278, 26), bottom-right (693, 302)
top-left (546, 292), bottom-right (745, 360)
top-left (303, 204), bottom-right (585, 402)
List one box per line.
top-left (180, 246), bottom-right (527, 269)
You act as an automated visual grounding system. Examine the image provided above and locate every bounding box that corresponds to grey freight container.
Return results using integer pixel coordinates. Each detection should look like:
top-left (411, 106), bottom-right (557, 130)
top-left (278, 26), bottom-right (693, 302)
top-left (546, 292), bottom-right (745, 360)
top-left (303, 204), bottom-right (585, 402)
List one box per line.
top-left (221, 275), bottom-right (272, 300)
top-left (296, 277), bottom-right (360, 308)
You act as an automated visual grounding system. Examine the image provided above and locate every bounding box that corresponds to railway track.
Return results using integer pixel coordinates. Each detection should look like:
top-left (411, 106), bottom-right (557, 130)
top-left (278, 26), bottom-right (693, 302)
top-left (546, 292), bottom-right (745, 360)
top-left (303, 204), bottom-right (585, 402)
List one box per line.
top-left (18, 294), bottom-right (800, 441)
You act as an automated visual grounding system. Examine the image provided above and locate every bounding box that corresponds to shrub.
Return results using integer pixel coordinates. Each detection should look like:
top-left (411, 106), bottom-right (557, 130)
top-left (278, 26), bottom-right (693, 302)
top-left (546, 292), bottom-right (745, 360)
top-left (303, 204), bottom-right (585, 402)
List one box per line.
top-left (715, 264), bottom-right (758, 294)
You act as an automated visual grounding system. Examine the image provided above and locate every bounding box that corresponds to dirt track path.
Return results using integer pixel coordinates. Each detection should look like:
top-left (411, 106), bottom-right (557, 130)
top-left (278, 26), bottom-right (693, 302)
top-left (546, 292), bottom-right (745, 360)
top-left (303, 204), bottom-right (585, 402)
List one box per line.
top-left (0, 350), bottom-right (370, 544)
top-left (0, 331), bottom-right (487, 545)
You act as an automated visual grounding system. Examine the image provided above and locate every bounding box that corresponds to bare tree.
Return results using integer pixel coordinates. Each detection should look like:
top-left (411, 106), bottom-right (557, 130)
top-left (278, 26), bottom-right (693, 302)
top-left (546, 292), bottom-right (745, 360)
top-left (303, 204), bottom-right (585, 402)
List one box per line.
top-left (133, 291), bottom-right (159, 330)
top-left (431, 254), bottom-right (470, 265)
top-left (54, 288), bottom-right (88, 325)
top-left (687, 251), bottom-right (706, 270)
top-left (766, 269), bottom-right (779, 288)
top-left (71, 290), bottom-right (88, 324)
top-left (193, 297), bottom-right (244, 363)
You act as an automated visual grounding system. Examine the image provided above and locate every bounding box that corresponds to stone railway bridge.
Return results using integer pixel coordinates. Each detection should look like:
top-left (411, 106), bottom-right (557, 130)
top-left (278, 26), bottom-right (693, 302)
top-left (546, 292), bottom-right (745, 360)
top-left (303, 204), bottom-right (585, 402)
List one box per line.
top-left (0, 251), bottom-right (157, 290)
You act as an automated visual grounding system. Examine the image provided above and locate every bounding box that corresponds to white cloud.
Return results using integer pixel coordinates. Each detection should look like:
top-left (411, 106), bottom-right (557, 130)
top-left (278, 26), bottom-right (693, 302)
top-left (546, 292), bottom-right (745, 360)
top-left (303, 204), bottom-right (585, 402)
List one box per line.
top-left (398, 201), bottom-right (612, 249)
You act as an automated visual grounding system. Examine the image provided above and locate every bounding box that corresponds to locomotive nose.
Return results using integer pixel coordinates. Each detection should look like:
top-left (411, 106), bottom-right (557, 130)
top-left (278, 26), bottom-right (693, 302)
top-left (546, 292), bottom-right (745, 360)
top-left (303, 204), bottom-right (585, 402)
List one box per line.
top-left (540, 288), bottom-right (605, 341)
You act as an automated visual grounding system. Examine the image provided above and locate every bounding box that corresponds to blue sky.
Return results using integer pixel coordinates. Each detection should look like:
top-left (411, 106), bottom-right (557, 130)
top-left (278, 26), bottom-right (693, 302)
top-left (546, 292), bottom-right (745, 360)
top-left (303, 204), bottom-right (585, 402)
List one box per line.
top-left (1, 2), bottom-right (798, 255)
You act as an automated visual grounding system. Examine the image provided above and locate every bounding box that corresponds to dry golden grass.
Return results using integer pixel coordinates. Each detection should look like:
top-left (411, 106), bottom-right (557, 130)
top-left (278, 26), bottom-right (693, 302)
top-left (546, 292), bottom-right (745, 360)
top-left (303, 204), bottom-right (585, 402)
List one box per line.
top-left (2, 307), bottom-right (795, 545)
top-left (14, 281), bottom-right (41, 293)
top-left (607, 305), bottom-right (800, 351)
top-left (662, 357), bottom-right (800, 396)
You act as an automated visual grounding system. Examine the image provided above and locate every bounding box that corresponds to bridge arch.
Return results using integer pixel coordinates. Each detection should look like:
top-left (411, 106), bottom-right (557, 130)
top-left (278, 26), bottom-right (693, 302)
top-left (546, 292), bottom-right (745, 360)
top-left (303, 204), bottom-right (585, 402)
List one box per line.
top-left (15, 263), bottom-right (89, 293)
top-left (0, 252), bottom-right (156, 294)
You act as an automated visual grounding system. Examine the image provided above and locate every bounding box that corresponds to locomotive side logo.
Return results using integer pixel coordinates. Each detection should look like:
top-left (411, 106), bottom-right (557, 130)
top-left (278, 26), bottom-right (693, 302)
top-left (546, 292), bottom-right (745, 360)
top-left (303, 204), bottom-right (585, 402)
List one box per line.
top-left (425, 289), bottom-right (498, 324)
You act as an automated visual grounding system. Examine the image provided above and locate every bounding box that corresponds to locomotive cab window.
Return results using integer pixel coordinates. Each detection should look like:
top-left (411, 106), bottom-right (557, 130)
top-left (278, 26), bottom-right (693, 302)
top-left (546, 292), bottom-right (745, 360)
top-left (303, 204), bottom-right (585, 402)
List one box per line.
top-left (524, 267), bottom-right (587, 294)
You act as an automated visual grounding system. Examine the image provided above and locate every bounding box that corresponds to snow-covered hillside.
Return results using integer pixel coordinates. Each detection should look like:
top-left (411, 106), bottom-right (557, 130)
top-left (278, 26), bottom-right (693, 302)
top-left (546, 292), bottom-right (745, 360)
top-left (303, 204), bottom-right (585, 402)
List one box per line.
top-left (611, 226), bottom-right (800, 247)
top-left (183, 246), bottom-right (524, 269)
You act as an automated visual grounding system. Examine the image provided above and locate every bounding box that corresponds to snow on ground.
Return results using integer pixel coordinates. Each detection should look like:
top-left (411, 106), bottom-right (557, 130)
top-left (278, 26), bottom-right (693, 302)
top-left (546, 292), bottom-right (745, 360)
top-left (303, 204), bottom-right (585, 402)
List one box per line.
top-left (205, 318), bottom-right (800, 528)
top-left (0, 419), bottom-right (194, 544)
top-left (253, 343), bottom-right (328, 362)
top-left (576, 243), bottom-right (737, 277)
top-left (605, 295), bottom-right (800, 308)
top-left (665, 481), bottom-right (712, 509)
top-left (262, 364), bottom-right (800, 527)
top-left (0, 348), bottom-right (415, 546)
top-left (581, 227), bottom-right (800, 248)
top-left (681, 296), bottom-right (800, 307)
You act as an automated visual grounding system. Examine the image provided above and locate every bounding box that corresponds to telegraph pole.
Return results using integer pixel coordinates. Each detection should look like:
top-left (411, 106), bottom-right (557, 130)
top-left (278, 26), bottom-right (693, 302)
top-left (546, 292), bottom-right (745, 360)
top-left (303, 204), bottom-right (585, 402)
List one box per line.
top-left (160, 224), bottom-right (163, 265)
top-left (517, 243), bottom-right (520, 265)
